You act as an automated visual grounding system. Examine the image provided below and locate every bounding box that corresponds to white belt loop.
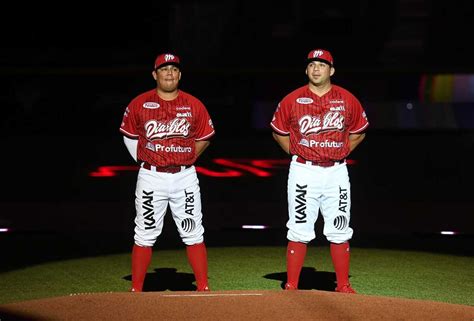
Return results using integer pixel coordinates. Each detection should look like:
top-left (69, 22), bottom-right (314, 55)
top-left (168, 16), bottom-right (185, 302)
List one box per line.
top-left (151, 165), bottom-right (156, 171)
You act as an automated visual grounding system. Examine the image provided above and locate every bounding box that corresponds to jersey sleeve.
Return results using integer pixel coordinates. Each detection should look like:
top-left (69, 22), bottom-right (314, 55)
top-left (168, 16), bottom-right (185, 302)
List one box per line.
top-left (270, 100), bottom-right (290, 135)
top-left (347, 96), bottom-right (369, 134)
top-left (119, 102), bottom-right (139, 139)
top-left (194, 102), bottom-right (215, 141)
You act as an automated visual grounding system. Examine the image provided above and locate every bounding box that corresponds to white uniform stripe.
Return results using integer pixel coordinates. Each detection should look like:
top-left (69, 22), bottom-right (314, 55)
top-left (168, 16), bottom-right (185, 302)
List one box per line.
top-left (162, 293), bottom-right (264, 298)
top-left (270, 123), bottom-right (289, 135)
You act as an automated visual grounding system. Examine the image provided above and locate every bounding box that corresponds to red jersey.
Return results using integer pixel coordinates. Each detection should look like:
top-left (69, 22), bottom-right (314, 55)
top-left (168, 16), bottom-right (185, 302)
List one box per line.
top-left (270, 84), bottom-right (368, 161)
top-left (120, 89), bottom-right (215, 166)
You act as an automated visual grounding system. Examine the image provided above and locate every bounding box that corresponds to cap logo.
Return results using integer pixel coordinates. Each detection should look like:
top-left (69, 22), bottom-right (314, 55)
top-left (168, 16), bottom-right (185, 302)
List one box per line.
top-left (164, 54), bottom-right (175, 61)
top-left (312, 50), bottom-right (324, 58)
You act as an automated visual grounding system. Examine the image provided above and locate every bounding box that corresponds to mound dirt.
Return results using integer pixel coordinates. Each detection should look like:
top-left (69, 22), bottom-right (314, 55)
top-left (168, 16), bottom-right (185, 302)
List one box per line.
top-left (0, 290), bottom-right (473, 321)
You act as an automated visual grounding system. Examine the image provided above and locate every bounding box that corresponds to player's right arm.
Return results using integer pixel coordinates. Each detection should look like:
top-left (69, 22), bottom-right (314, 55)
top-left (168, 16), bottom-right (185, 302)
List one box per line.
top-left (270, 99), bottom-right (291, 155)
top-left (123, 136), bottom-right (138, 162)
top-left (272, 132), bottom-right (290, 154)
top-left (119, 100), bottom-right (140, 162)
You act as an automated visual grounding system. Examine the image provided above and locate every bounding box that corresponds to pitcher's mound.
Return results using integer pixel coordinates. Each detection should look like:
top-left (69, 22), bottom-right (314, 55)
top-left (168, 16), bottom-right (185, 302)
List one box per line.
top-left (0, 290), bottom-right (472, 321)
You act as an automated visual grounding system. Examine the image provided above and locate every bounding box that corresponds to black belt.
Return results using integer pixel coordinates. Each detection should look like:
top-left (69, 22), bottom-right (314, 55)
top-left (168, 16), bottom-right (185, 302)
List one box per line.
top-left (295, 156), bottom-right (345, 167)
top-left (141, 162), bottom-right (191, 174)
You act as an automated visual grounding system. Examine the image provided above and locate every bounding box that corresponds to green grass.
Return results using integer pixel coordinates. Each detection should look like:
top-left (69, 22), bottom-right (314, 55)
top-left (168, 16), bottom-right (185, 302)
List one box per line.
top-left (0, 246), bottom-right (472, 306)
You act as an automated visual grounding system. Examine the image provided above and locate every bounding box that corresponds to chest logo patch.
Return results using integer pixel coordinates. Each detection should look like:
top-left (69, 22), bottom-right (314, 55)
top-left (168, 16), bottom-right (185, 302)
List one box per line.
top-left (143, 102), bottom-right (160, 109)
top-left (296, 97), bottom-right (314, 104)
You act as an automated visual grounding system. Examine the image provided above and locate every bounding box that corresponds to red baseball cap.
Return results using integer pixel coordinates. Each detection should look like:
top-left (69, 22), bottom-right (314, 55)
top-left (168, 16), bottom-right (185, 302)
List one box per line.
top-left (307, 49), bottom-right (333, 66)
top-left (154, 53), bottom-right (181, 70)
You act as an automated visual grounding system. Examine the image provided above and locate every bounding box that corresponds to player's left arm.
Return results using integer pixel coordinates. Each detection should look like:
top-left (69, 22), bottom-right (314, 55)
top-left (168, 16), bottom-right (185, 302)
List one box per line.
top-left (348, 132), bottom-right (366, 152)
top-left (195, 140), bottom-right (211, 158)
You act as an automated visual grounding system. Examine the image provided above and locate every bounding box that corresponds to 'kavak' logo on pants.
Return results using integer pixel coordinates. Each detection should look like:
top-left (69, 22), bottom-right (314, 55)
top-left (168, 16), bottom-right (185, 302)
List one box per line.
top-left (294, 184), bottom-right (307, 223)
top-left (142, 190), bottom-right (156, 229)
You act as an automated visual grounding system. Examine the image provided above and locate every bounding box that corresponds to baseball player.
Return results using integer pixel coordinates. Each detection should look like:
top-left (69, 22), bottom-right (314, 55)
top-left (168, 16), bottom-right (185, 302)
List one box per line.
top-left (119, 52), bottom-right (215, 292)
top-left (270, 49), bottom-right (369, 293)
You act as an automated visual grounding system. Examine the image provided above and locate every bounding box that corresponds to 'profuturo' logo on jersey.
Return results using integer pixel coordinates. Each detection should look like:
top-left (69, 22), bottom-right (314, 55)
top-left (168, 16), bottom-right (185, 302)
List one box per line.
top-left (299, 138), bottom-right (310, 147)
top-left (143, 102), bottom-right (160, 109)
top-left (296, 97), bottom-right (314, 105)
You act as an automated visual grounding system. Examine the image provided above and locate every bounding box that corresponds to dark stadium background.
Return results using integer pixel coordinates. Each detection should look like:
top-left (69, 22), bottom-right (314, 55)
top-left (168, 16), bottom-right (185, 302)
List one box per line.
top-left (1, 1), bottom-right (473, 266)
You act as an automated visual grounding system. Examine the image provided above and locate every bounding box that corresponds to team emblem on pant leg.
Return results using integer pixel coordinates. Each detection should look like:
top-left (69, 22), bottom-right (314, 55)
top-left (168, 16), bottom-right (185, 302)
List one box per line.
top-left (333, 215), bottom-right (348, 230)
top-left (181, 218), bottom-right (196, 233)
